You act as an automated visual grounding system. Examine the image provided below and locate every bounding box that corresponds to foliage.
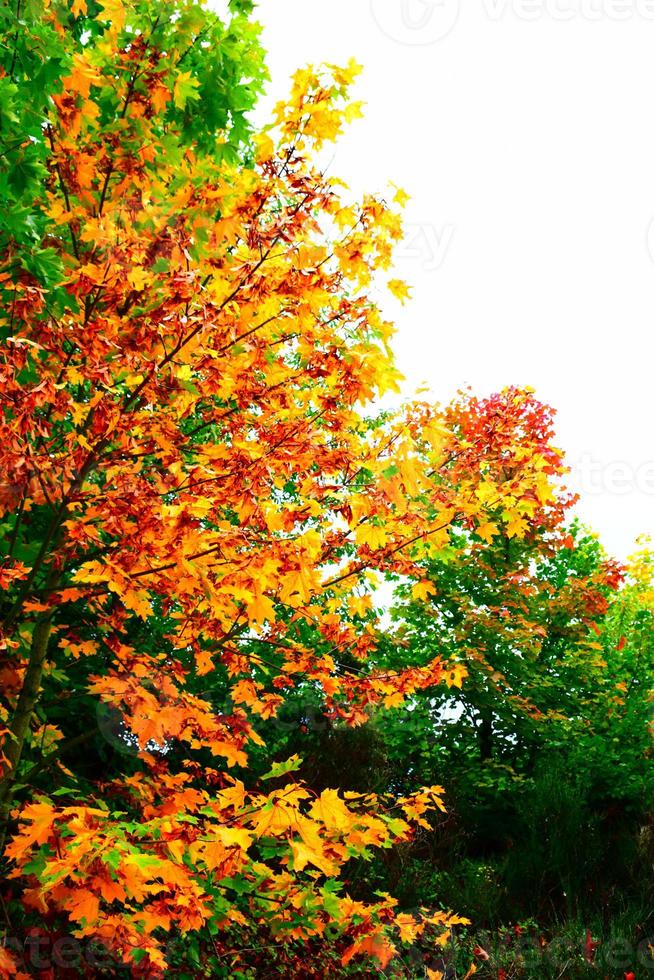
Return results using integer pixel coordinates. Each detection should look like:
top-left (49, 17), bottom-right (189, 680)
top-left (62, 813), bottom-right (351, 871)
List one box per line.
top-left (2, 1), bottom-right (654, 977)
top-left (262, 520), bottom-right (654, 973)
top-left (0, 0), bottom-right (577, 975)
top-left (358, 532), bottom-right (654, 973)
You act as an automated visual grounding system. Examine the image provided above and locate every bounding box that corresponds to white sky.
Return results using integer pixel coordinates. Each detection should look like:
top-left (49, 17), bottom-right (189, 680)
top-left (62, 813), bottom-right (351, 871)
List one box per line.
top-left (253, 0), bottom-right (654, 560)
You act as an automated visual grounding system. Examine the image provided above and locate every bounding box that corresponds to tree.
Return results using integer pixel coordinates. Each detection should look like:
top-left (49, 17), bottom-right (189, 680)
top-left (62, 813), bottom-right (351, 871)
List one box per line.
top-left (368, 512), bottom-right (654, 931)
top-left (0, 1), bottom-right (567, 975)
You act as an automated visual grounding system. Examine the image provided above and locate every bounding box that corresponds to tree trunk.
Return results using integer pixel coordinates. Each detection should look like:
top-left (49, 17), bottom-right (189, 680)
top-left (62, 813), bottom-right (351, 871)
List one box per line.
top-left (0, 614), bottom-right (53, 815)
top-left (479, 710), bottom-right (493, 761)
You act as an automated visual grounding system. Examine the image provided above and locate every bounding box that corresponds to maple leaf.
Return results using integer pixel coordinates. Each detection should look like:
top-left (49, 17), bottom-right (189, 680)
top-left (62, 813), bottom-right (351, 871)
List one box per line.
top-left (4, 802), bottom-right (55, 860)
top-left (259, 694), bottom-right (284, 719)
top-left (0, 946), bottom-right (29, 980)
top-left (195, 649), bottom-right (214, 676)
top-left (331, 57), bottom-right (363, 86)
top-left (127, 267), bottom-right (149, 291)
top-left (412, 580), bottom-right (436, 602)
top-left (392, 185), bottom-right (411, 208)
top-left (247, 589), bottom-right (276, 626)
top-left (216, 826), bottom-right (253, 850)
top-left (342, 931), bottom-right (396, 969)
top-left (505, 515), bottom-right (528, 539)
top-left (66, 54), bottom-right (102, 99)
top-left (355, 523), bottom-right (389, 550)
top-left (395, 912), bottom-right (422, 943)
top-left (173, 71), bottom-right (200, 109)
top-left (65, 888), bottom-right (101, 924)
top-left (101, 876), bottom-right (127, 904)
top-left (443, 664), bottom-right (467, 689)
top-left (476, 520), bottom-right (499, 543)
top-left (208, 741), bottom-right (247, 768)
top-left (150, 83), bottom-right (170, 113)
top-left (98, 0), bottom-right (125, 31)
top-left (309, 789), bottom-right (354, 833)
top-left (387, 278), bottom-right (412, 304)
top-left (122, 589), bottom-right (151, 620)
top-left (280, 566), bottom-right (314, 604)
top-left (261, 755), bottom-right (302, 781)
top-left (290, 837), bottom-right (339, 876)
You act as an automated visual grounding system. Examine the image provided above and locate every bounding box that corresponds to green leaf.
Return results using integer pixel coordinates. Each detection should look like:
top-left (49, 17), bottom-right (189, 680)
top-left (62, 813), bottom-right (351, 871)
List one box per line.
top-left (261, 754), bottom-right (302, 781)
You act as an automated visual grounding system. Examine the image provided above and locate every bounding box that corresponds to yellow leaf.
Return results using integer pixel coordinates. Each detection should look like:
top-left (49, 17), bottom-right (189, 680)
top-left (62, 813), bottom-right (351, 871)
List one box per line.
top-left (122, 589), bottom-right (151, 620)
top-left (67, 54), bottom-right (101, 98)
top-left (355, 523), bottom-right (389, 550)
top-left (280, 565), bottom-right (314, 605)
top-left (392, 185), bottom-right (411, 208)
top-left (505, 515), bottom-right (528, 539)
top-left (396, 912), bottom-right (422, 943)
top-left (251, 802), bottom-right (295, 837)
top-left (331, 58), bottom-right (363, 87)
top-left (412, 580), bottom-right (436, 602)
top-left (247, 589), bottom-right (276, 626)
top-left (344, 101), bottom-right (364, 123)
top-left (444, 664), bottom-right (467, 689)
top-left (127, 267), bottom-right (149, 291)
top-left (216, 825), bottom-right (253, 851)
top-left (475, 481), bottom-right (497, 504)
top-left (309, 789), bottom-right (354, 832)
top-left (476, 521), bottom-right (499, 544)
top-left (290, 837), bottom-right (339, 876)
top-left (387, 278), bottom-right (411, 304)
top-left (254, 132), bottom-right (275, 163)
top-left (99, 0), bottom-right (125, 31)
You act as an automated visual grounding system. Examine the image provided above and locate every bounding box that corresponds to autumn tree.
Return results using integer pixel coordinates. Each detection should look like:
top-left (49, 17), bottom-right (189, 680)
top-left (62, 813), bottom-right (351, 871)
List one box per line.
top-left (362, 516), bottom-right (654, 931)
top-left (0, 1), bottom-right (568, 975)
